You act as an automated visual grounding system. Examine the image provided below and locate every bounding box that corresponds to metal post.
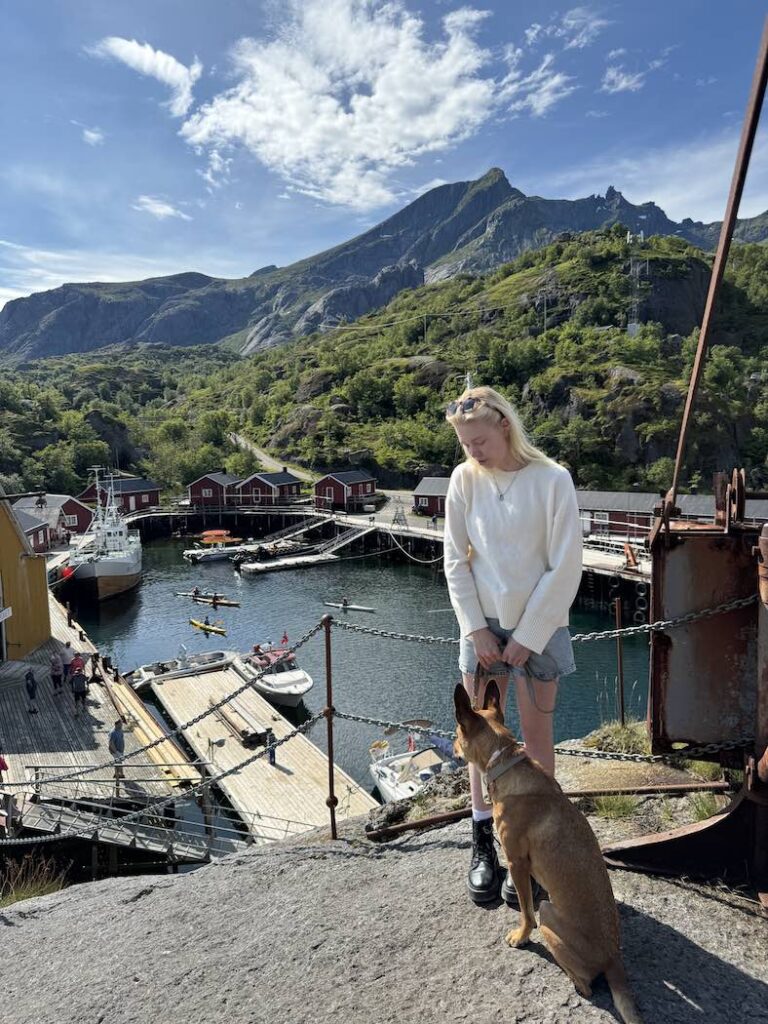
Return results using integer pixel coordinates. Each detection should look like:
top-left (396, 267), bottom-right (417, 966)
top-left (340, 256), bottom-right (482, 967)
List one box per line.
top-left (614, 597), bottom-right (625, 727)
top-left (322, 614), bottom-right (338, 840)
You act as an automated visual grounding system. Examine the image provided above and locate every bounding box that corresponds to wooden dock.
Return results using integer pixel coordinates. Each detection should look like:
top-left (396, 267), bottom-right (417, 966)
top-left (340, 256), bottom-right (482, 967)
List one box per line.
top-left (0, 593), bottom-right (200, 807)
top-left (148, 660), bottom-right (378, 844)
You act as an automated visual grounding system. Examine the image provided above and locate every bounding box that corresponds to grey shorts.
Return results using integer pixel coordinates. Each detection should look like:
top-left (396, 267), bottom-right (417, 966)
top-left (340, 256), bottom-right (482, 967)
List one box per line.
top-left (458, 619), bottom-right (576, 680)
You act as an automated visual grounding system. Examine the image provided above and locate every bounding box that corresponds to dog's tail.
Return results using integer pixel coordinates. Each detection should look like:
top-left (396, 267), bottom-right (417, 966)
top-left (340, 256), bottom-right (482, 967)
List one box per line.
top-left (605, 957), bottom-right (642, 1024)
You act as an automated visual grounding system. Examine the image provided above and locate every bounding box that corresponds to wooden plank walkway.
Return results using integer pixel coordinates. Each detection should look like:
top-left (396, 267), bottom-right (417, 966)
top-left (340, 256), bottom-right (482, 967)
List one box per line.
top-left (149, 661), bottom-right (377, 844)
top-left (0, 594), bottom-right (199, 806)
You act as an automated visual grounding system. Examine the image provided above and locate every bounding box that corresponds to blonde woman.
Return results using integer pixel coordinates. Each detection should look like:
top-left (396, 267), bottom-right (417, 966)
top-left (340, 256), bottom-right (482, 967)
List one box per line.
top-left (444, 386), bottom-right (583, 903)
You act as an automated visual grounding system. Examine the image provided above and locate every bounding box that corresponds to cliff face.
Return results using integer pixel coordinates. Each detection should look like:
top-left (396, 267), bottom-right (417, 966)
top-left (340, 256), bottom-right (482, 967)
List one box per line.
top-left (2, 168), bottom-right (766, 360)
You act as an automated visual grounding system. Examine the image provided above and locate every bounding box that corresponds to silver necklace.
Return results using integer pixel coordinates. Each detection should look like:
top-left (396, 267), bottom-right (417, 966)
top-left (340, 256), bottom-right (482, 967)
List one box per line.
top-left (492, 469), bottom-right (520, 502)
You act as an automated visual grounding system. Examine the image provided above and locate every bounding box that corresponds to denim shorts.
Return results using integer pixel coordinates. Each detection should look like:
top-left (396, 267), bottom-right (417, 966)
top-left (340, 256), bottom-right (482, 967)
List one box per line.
top-left (458, 619), bottom-right (576, 680)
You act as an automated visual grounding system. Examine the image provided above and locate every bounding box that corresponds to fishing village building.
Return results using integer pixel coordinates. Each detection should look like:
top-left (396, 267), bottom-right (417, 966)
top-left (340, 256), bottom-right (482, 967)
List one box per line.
top-left (12, 492), bottom-right (93, 541)
top-left (236, 470), bottom-right (303, 505)
top-left (314, 470), bottom-right (377, 511)
top-left (412, 477), bottom-right (449, 516)
top-left (12, 508), bottom-right (51, 553)
top-left (187, 472), bottom-right (242, 507)
top-left (79, 477), bottom-right (161, 514)
top-left (0, 491), bottom-right (50, 660)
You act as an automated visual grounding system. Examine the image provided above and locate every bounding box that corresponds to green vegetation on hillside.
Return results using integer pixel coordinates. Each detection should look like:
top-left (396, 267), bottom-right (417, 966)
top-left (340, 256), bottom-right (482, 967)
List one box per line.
top-left (2, 228), bottom-right (767, 497)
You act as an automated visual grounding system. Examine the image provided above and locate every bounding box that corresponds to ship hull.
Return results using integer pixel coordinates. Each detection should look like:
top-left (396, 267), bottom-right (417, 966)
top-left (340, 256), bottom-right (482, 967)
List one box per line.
top-left (70, 551), bottom-right (143, 601)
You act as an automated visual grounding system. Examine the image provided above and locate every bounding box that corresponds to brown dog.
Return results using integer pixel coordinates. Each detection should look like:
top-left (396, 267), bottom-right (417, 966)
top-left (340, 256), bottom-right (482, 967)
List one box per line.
top-left (454, 683), bottom-right (642, 1024)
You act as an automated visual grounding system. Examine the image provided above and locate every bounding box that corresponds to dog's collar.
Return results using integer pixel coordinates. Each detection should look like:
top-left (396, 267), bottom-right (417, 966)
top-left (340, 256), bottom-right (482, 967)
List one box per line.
top-left (485, 746), bottom-right (527, 787)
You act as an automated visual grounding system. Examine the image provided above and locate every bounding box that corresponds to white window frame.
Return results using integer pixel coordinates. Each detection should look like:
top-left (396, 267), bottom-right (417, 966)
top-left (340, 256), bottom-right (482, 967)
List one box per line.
top-left (202, 487), bottom-right (213, 498)
top-left (418, 497), bottom-right (429, 507)
top-left (593, 511), bottom-right (610, 523)
top-left (65, 515), bottom-right (78, 527)
top-left (141, 494), bottom-right (150, 503)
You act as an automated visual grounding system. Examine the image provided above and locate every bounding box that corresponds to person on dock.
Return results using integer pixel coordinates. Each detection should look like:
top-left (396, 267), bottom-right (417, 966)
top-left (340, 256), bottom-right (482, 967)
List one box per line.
top-left (108, 720), bottom-right (126, 787)
top-left (265, 728), bottom-right (277, 766)
top-left (0, 744), bottom-right (8, 785)
top-left (61, 641), bottom-right (74, 683)
top-left (444, 385), bottom-right (582, 905)
top-left (50, 652), bottom-right (64, 696)
top-left (71, 669), bottom-right (88, 717)
top-left (24, 669), bottom-right (39, 715)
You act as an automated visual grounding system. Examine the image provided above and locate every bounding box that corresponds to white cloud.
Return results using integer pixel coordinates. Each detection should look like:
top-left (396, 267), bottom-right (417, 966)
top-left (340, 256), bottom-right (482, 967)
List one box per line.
top-left (601, 65), bottom-right (645, 93)
top-left (607, 47), bottom-right (626, 59)
top-left (500, 52), bottom-right (577, 117)
top-left (90, 37), bottom-right (202, 117)
top-left (586, 108), bottom-right (608, 118)
top-left (82, 128), bottom-right (104, 146)
top-left (537, 129), bottom-right (768, 222)
top-left (180, 0), bottom-right (498, 209)
top-left (557, 7), bottom-right (609, 49)
top-left (132, 195), bottom-right (192, 220)
top-left (523, 7), bottom-right (609, 52)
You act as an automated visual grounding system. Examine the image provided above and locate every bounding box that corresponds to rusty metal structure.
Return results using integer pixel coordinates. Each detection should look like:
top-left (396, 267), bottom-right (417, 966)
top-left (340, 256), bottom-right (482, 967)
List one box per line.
top-left (603, 18), bottom-right (768, 913)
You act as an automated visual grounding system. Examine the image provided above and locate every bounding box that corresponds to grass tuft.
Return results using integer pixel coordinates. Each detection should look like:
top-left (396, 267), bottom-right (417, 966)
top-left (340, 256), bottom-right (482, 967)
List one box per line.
top-left (688, 792), bottom-right (723, 822)
top-left (0, 853), bottom-right (68, 909)
top-left (583, 718), bottom-right (650, 755)
top-left (593, 794), bottom-right (640, 819)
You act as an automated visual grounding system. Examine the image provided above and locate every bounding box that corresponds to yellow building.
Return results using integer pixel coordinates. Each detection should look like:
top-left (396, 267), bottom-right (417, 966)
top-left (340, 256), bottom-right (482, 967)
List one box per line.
top-left (0, 491), bottom-right (51, 660)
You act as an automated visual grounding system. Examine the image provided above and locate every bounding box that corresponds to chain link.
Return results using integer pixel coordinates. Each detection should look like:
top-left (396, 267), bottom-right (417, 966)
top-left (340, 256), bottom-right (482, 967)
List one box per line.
top-left (331, 593), bottom-right (757, 646)
top-left (334, 710), bottom-right (455, 740)
top-left (1, 620), bottom-right (325, 791)
top-left (0, 714), bottom-right (324, 846)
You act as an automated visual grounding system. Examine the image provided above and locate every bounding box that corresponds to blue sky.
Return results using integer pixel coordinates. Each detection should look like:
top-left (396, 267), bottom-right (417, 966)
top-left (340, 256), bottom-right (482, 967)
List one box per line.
top-left (2, 1), bottom-right (766, 307)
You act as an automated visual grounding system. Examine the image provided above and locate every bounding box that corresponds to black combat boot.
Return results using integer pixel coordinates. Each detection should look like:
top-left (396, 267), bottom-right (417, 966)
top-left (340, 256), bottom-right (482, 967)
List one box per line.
top-left (467, 817), bottom-right (500, 903)
top-left (501, 871), bottom-right (544, 907)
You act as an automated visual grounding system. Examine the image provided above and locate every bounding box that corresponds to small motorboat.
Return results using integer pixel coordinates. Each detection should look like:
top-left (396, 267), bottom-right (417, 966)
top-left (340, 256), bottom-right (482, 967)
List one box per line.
top-left (127, 648), bottom-right (232, 692)
top-left (190, 618), bottom-right (228, 637)
top-left (192, 595), bottom-right (240, 607)
top-left (237, 647), bottom-right (314, 708)
top-left (323, 602), bottom-right (376, 613)
top-left (369, 729), bottom-right (463, 803)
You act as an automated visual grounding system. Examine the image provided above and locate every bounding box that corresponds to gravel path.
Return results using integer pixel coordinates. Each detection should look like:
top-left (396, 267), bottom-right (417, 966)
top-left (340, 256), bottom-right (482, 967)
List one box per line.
top-left (1, 819), bottom-right (765, 1024)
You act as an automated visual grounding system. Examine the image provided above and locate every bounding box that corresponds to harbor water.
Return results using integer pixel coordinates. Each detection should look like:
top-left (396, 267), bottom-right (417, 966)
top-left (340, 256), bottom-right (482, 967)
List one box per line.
top-left (72, 539), bottom-right (650, 796)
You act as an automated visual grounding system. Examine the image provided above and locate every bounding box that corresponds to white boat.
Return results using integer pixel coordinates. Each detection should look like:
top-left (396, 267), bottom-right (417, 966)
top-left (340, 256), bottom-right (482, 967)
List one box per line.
top-left (127, 648), bottom-right (232, 692)
top-left (369, 734), bottom-right (463, 803)
top-left (236, 648), bottom-right (314, 708)
top-left (183, 542), bottom-right (253, 563)
top-left (323, 601), bottom-right (375, 613)
top-left (68, 470), bottom-right (142, 601)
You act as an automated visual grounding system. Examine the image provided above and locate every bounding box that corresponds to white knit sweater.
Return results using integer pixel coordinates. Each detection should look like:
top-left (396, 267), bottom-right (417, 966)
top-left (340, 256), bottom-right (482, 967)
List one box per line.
top-left (443, 458), bottom-right (583, 654)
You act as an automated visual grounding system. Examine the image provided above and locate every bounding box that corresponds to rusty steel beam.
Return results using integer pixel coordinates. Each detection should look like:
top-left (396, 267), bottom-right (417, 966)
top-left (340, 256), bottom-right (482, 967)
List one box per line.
top-left (667, 15), bottom-right (768, 510)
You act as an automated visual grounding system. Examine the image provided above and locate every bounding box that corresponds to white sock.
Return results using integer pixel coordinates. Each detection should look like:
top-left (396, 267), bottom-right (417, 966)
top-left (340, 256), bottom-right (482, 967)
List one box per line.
top-left (472, 808), bottom-right (493, 823)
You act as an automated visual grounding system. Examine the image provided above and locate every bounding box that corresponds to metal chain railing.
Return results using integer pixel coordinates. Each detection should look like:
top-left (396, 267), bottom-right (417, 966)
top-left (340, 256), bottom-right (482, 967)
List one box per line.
top-left (0, 619), bottom-right (325, 790)
top-left (0, 713), bottom-right (325, 846)
top-left (331, 593), bottom-right (757, 646)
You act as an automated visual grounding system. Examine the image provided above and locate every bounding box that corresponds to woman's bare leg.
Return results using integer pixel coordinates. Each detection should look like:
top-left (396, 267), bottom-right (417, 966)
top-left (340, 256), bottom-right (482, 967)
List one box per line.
top-left (514, 675), bottom-right (559, 777)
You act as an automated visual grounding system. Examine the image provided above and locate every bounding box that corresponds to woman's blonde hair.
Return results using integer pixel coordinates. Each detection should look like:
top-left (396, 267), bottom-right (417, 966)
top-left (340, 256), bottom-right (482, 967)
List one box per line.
top-left (445, 385), bottom-right (554, 469)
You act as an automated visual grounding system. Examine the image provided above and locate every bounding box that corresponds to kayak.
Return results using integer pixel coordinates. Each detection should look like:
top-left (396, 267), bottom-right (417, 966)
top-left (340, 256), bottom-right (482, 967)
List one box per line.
top-left (189, 618), bottom-right (228, 637)
top-left (192, 595), bottom-right (240, 608)
top-left (176, 591), bottom-right (226, 599)
top-left (323, 602), bottom-right (376, 613)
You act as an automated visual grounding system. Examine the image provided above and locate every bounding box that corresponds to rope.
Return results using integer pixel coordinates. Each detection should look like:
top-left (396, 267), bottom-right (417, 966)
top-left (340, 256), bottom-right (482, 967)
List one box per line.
top-left (0, 714), bottom-right (324, 846)
top-left (383, 528), bottom-right (445, 565)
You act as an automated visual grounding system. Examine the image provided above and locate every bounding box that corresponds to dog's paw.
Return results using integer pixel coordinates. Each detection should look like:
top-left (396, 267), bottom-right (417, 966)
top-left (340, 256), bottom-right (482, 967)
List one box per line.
top-left (505, 926), bottom-right (531, 948)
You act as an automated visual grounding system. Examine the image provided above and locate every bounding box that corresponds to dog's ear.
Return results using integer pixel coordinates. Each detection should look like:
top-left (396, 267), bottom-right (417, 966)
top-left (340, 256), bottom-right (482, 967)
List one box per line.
top-left (483, 679), bottom-right (504, 723)
top-left (454, 683), bottom-right (477, 729)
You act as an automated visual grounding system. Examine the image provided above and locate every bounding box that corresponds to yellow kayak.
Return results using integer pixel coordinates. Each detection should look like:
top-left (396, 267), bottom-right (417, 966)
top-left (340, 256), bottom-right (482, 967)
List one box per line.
top-left (189, 618), bottom-right (227, 637)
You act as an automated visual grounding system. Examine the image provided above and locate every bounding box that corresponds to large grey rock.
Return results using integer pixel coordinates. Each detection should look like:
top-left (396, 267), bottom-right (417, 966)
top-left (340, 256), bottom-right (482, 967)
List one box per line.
top-left (0, 819), bottom-right (765, 1024)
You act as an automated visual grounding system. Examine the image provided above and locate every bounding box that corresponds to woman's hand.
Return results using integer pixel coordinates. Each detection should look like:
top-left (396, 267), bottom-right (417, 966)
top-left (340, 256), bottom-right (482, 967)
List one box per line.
top-left (501, 636), bottom-right (531, 668)
top-left (470, 627), bottom-right (503, 670)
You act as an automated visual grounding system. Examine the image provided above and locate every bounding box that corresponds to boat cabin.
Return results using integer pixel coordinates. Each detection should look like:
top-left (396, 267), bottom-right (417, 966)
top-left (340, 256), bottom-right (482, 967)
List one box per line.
top-left (237, 469), bottom-right (302, 506)
top-left (79, 477), bottom-right (161, 514)
top-left (314, 470), bottom-right (376, 511)
top-left (187, 472), bottom-right (242, 507)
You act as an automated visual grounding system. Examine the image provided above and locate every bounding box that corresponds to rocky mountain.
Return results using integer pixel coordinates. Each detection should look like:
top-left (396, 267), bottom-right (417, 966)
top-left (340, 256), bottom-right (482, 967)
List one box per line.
top-left (2, 168), bottom-right (767, 360)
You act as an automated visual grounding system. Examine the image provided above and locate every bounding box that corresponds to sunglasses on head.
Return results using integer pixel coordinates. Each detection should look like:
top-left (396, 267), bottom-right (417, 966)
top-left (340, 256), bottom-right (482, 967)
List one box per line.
top-left (446, 397), bottom-right (483, 416)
